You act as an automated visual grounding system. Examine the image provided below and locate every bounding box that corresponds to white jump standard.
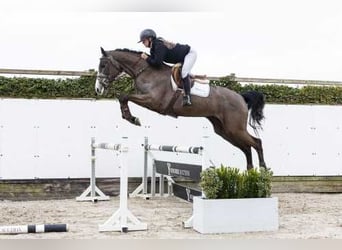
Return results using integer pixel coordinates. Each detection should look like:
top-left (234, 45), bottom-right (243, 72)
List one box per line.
top-left (76, 137), bottom-right (110, 202)
top-left (131, 136), bottom-right (210, 229)
top-left (95, 137), bottom-right (147, 233)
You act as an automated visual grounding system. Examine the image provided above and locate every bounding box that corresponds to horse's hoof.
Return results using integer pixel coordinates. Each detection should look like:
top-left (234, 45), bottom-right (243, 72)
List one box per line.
top-left (134, 118), bottom-right (141, 126)
top-left (259, 164), bottom-right (268, 170)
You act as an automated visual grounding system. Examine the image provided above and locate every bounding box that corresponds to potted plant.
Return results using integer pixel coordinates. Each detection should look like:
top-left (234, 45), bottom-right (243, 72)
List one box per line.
top-left (192, 166), bottom-right (278, 234)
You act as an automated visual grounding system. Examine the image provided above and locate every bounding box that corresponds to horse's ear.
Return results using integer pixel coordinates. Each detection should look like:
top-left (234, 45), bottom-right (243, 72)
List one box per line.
top-left (101, 47), bottom-right (107, 57)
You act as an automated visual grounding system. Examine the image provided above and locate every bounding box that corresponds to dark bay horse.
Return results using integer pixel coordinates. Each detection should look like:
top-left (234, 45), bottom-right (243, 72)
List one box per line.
top-left (95, 48), bottom-right (266, 170)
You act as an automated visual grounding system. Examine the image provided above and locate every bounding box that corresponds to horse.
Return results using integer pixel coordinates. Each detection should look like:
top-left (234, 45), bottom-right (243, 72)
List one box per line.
top-left (95, 47), bottom-right (266, 170)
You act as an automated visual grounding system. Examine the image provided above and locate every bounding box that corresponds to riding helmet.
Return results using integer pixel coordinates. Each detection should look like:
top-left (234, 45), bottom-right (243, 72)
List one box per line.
top-left (138, 29), bottom-right (157, 42)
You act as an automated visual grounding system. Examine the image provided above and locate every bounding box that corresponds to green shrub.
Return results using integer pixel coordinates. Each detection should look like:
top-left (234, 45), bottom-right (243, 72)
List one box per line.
top-left (215, 165), bottom-right (241, 198)
top-left (200, 166), bottom-right (273, 199)
top-left (240, 168), bottom-right (260, 198)
top-left (199, 167), bottom-right (222, 199)
top-left (258, 167), bottom-right (273, 197)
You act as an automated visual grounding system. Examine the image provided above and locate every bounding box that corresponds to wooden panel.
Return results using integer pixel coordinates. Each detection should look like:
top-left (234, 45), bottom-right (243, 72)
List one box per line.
top-left (0, 178), bottom-right (140, 201)
top-left (1, 176), bottom-right (341, 201)
top-left (271, 176), bottom-right (342, 193)
top-left (0, 68), bottom-right (95, 76)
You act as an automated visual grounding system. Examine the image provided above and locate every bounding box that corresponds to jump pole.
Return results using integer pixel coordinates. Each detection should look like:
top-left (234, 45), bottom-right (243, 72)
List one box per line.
top-left (0, 224), bottom-right (68, 234)
top-left (98, 136), bottom-right (147, 233)
top-left (76, 137), bottom-right (110, 202)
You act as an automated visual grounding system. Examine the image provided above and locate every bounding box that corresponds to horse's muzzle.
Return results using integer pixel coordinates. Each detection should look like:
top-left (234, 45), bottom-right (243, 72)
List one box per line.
top-left (95, 86), bottom-right (104, 95)
top-left (95, 79), bottom-right (105, 95)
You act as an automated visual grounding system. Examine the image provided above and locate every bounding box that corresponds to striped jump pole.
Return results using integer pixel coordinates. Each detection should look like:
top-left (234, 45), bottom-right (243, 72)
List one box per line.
top-left (98, 136), bottom-right (147, 233)
top-left (144, 144), bottom-right (203, 154)
top-left (0, 224), bottom-right (68, 234)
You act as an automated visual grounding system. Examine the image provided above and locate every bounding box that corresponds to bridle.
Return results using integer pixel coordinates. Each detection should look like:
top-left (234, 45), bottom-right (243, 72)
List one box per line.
top-left (97, 56), bottom-right (123, 88)
top-left (97, 53), bottom-right (149, 89)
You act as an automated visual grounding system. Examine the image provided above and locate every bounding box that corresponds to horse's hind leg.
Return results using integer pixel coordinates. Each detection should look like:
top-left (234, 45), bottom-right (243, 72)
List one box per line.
top-left (208, 117), bottom-right (254, 170)
top-left (213, 120), bottom-right (266, 169)
top-left (239, 144), bottom-right (254, 170)
top-left (235, 131), bottom-right (267, 169)
top-left (250, 136), bottom-right (267, 168)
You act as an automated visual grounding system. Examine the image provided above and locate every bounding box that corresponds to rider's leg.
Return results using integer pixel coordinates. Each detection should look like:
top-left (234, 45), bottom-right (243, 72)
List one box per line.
top-left (182, 75), bottom-right (192, 106)
top-left (181, 49), bottom-right (197, 106)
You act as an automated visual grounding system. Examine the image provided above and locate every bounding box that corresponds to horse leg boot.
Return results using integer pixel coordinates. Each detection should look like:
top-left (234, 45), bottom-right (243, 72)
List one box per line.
top-left (182, 75), bottom-right (192, 106)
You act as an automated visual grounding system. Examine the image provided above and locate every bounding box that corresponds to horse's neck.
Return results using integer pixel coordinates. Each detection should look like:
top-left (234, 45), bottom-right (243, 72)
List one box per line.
top-left (118, 53), bottom-right (140, 65)
top-left (109, 51), bottom-right (138, 76)
top-left (115, 52), bottom-right (171, 78)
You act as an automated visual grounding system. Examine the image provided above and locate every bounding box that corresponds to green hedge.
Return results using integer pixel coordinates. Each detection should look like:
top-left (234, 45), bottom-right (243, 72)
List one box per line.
top-left (213, 77), bottom-right (342, 105)
top-left (1, 75), bottom-right (342, 104)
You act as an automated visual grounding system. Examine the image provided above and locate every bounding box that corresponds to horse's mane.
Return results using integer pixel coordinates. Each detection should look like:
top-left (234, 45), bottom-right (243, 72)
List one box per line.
top-left (113, 48), bottom-right (170, 69)
top-left (114, 48), bottom-right (143, 55)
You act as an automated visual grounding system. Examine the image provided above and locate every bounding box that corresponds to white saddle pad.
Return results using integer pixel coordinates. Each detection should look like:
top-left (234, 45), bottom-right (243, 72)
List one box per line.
top-left (171, 77), bottom-right (210, 97)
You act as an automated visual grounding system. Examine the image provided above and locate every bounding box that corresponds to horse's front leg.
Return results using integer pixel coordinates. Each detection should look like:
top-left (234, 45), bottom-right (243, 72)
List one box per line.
top-left (119, 95), bottom-right (141, 126)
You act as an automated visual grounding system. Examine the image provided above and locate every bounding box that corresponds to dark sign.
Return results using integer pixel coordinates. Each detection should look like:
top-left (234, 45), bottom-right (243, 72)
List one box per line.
top-left (172, 183), bottom-right (202, 202)
top-left (154, 160), bottom-right (202, 181)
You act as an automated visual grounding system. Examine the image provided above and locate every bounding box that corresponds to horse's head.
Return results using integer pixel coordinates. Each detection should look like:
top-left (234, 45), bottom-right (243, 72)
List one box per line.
top-left (95, 47), bottom-right (123, 95)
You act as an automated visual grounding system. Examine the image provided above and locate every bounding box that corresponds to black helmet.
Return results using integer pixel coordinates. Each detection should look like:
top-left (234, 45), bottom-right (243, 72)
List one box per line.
top-left (138, 29), bottom-right (156, 42)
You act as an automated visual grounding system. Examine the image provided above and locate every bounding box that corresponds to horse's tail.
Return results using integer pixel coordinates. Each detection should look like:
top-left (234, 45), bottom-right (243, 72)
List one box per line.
top-left (241, 91), bottom-right (265, 132)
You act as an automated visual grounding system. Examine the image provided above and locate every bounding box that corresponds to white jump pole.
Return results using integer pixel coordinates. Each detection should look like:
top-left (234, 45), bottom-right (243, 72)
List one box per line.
top-left (99, 136), bottom-right (147, 233)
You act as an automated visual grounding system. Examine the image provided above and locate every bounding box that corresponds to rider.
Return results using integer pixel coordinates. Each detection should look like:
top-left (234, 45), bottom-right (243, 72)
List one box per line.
top-left (138, 28), bottom-right (197, 106)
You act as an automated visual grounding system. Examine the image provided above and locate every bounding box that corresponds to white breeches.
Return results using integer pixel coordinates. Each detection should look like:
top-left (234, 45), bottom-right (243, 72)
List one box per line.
top-left (181, 48), bottom-right (197, 78)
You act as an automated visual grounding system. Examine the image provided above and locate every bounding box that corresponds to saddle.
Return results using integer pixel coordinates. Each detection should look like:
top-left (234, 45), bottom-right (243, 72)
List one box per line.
top-left (163, 63), bottom-right (210, 116)
top-left (171, 63), bottom-right (209, 89)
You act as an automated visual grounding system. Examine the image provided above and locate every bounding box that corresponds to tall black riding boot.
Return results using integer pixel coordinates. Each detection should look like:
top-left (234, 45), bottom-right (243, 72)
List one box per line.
top-left (182, 75), bottom-right (192, 106)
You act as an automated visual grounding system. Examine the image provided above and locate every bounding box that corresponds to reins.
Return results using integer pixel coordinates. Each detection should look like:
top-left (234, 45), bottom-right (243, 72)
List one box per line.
top-left (109, 53), bottom-right (148, 79)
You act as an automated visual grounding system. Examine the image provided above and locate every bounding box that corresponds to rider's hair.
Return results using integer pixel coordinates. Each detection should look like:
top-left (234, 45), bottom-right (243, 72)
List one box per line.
top-left (158, 37), bottom-right (176, 50)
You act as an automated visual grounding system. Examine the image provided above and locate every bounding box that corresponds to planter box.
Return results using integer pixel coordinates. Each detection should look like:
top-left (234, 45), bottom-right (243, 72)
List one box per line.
top-left (193, 196), bottom-right (278, 234)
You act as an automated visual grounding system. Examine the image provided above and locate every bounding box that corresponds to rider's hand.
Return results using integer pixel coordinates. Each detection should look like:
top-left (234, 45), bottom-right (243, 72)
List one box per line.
top-left (141, 53), bottom-right (149, 60)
